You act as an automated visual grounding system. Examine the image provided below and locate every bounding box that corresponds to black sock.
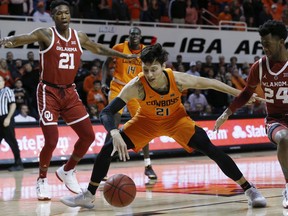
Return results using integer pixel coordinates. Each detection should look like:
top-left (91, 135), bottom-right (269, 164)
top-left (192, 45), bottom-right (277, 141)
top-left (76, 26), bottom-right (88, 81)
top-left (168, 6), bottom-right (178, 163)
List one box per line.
top-left (88, 183), bottom-right (98, 195)
top-left (240, 181), bottom-right (251, 191)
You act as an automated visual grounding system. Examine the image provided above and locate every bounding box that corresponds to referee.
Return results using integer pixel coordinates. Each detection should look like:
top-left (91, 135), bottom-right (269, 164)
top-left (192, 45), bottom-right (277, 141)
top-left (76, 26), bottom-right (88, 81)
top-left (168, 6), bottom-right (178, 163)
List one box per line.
top-left (0, 75), bottom-right (23, 171)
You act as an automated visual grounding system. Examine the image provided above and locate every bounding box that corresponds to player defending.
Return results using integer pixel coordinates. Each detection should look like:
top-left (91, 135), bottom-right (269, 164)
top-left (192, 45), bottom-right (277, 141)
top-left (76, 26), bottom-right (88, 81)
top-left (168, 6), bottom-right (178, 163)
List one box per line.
top-left (214, 20), bottom-right (288, 208)
top-left (60, 43), bottom-right (266, 209)
top-left (102, 27), bottom-right (157, 179)
top-left (0, 0), bottom-right (136, 200)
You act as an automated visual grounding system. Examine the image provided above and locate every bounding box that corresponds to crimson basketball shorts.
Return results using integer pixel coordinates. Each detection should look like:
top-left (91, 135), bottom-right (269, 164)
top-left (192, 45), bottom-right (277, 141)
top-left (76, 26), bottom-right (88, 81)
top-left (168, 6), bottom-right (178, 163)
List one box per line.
top-left (37, 82), bottom-right (89, 126)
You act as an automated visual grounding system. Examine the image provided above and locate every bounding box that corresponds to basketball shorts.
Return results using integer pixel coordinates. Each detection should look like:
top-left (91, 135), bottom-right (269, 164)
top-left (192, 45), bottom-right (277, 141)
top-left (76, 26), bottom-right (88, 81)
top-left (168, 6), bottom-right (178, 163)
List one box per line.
top-left (37, 82), bottom-right (89, 126)
top-left (123, 111), bottom-right (196, 153)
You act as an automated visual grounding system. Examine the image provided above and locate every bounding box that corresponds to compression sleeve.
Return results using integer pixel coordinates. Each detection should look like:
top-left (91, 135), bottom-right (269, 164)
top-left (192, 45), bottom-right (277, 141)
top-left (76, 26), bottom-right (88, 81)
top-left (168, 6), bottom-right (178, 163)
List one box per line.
top-left (99, 97), bottom-right (127, 132)
top-left (228, 85), bottom-right (255, 113)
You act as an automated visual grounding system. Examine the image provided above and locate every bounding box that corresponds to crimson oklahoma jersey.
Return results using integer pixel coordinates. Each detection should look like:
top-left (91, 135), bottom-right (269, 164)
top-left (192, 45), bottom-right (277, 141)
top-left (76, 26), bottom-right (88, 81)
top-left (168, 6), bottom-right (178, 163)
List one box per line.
top-left (248, 56), bottom-right (288, 115)
top-left (39, 27), bottom-right (82, 85)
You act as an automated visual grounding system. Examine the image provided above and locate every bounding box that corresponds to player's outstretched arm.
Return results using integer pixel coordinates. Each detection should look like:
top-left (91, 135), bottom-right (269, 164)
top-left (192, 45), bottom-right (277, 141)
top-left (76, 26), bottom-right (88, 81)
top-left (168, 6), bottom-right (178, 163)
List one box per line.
top-left (78, 32), bottom-right (137, 59)
top-left (0, 28), bottom-right (46, 48)
top-left (174, 71), bottom-right (241, 96)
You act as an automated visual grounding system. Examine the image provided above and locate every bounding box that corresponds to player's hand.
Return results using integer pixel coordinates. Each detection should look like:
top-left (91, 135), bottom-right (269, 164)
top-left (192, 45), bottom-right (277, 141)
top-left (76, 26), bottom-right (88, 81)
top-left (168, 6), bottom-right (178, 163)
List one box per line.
top-left (0, 37), bottom-right (13, 47)
top-left (3, 117), bottom-right (10, 127)
top-left (101, 84), bottom-right (110, 96)
top-left (246, 93), bottom-right (267, 105)
top-left (214, 108), bottom-right (232, 132)
top-left (110, 129), bottom-right (130, 161)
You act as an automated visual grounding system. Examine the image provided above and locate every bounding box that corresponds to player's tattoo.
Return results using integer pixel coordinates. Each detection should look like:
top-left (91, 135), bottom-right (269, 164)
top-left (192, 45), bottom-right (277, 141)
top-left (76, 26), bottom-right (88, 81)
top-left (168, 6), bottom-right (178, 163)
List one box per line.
top-left (138, 83), bottom-right (145, 100)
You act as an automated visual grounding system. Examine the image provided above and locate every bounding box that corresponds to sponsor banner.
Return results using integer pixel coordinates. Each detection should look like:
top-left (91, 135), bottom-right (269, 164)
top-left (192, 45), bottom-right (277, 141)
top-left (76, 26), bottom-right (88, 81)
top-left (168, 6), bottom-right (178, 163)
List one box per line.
top-left (0, 118), bottom-right (270, 162)
top-left (0, 20), bottom-right (265, 63)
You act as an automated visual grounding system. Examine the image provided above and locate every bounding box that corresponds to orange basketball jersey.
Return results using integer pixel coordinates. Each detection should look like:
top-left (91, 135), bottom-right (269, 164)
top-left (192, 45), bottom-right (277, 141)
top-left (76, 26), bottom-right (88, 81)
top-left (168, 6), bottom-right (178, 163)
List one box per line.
top-left (123, 68), bottom-right (196, 153)
top-left (136, 68), bottom-right (186, 119)
top-left (113, 41), bottom-right (144, 84)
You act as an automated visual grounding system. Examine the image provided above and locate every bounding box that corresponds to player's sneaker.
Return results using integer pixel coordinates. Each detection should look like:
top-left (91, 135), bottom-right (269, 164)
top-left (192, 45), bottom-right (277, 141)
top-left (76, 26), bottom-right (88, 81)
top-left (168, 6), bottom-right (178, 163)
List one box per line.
top-left (56, 165), bottom-right (81, 194)
top-left (60, 188), bottom-right (95, 209)
top-left (245, 184), bottom-right (266, 207)
top-left (282, 183), bottom-right (288, 208)
top-left (145, 165), bottom-right (157, 179)
top-left (36, 178), bottom-right (51, 200)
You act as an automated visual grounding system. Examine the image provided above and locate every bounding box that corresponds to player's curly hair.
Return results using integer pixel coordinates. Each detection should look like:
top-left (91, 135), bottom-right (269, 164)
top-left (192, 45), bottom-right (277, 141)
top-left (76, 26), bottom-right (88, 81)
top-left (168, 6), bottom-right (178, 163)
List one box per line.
top-left (50, 0), bottom-right (70, 12)
top-left (259, 20), bottom-right (287, 40)
top-left (140, 43), bottom-right (168, 65)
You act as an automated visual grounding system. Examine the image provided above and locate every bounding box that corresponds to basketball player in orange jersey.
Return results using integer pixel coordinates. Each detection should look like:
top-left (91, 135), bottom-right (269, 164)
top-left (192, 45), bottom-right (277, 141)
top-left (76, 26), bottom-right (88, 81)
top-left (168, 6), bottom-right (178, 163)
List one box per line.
top-left (101, 27), bottom-right (157, 179)
top-left (0, 0), bottom-right (136, 201)
top-left (60, 43), bottom-right (267, 209)
top-left (214, 20), bottom-right (288, 208)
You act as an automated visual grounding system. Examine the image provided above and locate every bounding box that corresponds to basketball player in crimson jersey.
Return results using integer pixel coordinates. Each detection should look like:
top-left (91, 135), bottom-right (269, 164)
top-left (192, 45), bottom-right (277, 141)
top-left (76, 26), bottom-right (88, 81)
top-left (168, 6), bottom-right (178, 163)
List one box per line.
top-left (102, 27), bottom-right (157, 180)
top-left (214, 20), bottom-right (288, 208)
top-left (60, 43), bottom-right (266, 209)
top-left (0, 0), bottom-right (136, 201)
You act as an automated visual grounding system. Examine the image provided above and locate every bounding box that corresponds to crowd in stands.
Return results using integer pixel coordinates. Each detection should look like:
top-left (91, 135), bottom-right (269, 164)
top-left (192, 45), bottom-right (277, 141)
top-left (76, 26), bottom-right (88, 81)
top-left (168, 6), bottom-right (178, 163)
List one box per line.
top-left (0, 49), bottom-right (267, 123)
top-left (0, 1), bottom-right (287, 28)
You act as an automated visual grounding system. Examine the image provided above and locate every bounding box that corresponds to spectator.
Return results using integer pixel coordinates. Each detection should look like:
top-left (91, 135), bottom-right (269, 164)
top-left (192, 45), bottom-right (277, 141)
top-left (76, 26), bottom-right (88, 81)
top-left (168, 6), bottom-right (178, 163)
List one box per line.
top-left (258, 4), bottom-right (273, 26)
top-left (9, 0), bottom-right (25, 16)
top-left (95, 0), bottom-right (112, 20)
top-left (173, 54), bottom-right (188, 71)
top-left (231, 67), bottom-right (246, 90)
top-left (88, 104), bottom-right (99, 120)
top-left (33, 1), bottom-right (53, 22)
top-left (11, 59), bottom-right (24, 81)
top-left (252, 0), bottom-right (263, 27)
top-left (21, 63), bottom-right (39, 118)
top-left (187, 89), bottom-right (208, 113)
top-left (185, 0), bottom-right (198, 24)
top-left (0, 75), bottom-right (24, 171)
top-left (218, 5), bottom-right (232, 24)
top-left (83, 65), bottom-right (102, 93)
top-left (0, 58), bottom-right (14, 88)
top-left (24, 51), bottom-right (39, 70)
top-left (202, 55), bottom-right (217, 76)
top-left (13, 79), bottom-right (29, 113)
top-left (112, 0), bottom-right (131, 21)
top-left (6, 51), bottom-right (17, 79)
top-left (125, 0), bottom-right (141, 21)
top-left (146, 0), bottom-right (162, 22)
top-left (14, 104), bottom-right (37, 122)
top-left (270, 3), bottom-right (283, 21)
top-left (87, 80), bottom-right (107, 112)
top-left (23, 0), bottom-right (33, 16)
top-left (242, 0), bottom-right (254, 27)
top-left (74, 60), bottom-right (90, 106)
top-left (0, 0), bottom-right (9, 15)
top-left (169, 0), bottom-right (186, 24)
top-left (215, 55), bottom-right (226, 73)
top-left (186, 61), bottom-right (200, 76)
top-left (202, 104), bottom-right (213, 116)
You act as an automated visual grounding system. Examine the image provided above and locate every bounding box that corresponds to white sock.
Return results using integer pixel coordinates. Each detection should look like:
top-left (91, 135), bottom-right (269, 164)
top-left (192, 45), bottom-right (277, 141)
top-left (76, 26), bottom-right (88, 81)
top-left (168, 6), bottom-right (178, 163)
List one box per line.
top-left (144, 158), bottom-right (151, 167)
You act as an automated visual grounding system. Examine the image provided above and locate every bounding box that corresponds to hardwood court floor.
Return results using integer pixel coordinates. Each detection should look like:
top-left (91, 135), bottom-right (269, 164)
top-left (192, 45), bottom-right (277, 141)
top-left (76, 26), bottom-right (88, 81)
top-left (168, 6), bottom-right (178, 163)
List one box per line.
top-left (0, 150), bottom-right (287, 216)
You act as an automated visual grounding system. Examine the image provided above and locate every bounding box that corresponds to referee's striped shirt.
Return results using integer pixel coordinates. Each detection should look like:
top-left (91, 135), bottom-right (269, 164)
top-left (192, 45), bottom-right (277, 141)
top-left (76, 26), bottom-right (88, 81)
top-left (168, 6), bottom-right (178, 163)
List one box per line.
top-left (0, 87), bottom-right (16, 116)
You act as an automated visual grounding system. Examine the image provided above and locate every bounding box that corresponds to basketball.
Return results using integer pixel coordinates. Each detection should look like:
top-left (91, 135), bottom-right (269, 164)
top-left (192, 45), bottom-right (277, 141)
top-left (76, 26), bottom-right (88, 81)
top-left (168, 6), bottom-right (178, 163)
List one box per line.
top-left (103, 174), bottom-right (136, 207)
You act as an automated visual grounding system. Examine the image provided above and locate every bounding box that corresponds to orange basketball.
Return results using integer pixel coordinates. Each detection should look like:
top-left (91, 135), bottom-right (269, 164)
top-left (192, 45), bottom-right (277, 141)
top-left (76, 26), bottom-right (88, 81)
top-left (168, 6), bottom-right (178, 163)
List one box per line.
top-left (103, 174), bottom-right (136, 207)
